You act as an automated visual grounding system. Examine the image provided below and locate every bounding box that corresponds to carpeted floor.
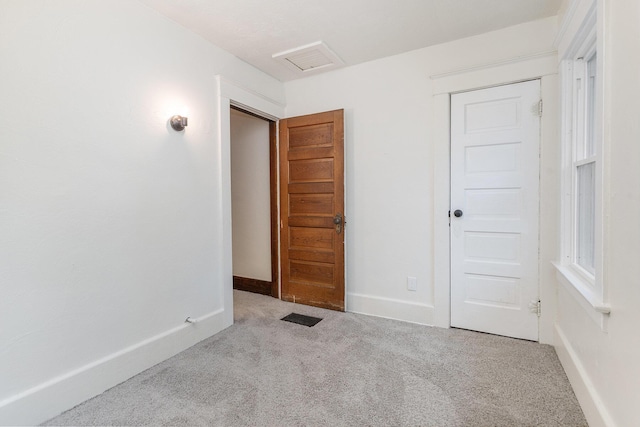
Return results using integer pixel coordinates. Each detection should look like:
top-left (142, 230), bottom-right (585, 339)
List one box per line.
top-left (44, 290), bottom-right (586, 426)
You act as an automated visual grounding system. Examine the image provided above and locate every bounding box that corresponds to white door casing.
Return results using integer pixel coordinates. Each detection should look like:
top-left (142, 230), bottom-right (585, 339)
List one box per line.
top-left (450, 80), bottom-right (540, 341)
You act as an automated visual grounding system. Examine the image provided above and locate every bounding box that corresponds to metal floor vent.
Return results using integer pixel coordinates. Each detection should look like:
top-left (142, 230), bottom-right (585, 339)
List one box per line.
top-left (272, 41), bottom-right (344, 74)
top-left (281, 312), bottom-right (323, 327)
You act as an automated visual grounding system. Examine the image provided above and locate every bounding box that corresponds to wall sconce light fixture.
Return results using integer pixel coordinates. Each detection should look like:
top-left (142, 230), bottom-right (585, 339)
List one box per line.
top-left (170, 115), bottom-right (188, 131)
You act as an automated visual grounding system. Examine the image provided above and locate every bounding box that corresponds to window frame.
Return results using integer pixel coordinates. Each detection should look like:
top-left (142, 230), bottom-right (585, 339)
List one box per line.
top-left (557, 5), bottom-right (608, 315)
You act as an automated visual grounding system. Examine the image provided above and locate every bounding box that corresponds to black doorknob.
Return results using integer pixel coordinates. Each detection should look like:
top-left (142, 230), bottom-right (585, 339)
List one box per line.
top-left (454, 210), bottom-right (463, 217)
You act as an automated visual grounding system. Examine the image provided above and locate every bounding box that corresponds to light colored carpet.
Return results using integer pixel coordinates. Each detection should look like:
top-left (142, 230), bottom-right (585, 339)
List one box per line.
top-left (44, 290), bottom-right (586, 426)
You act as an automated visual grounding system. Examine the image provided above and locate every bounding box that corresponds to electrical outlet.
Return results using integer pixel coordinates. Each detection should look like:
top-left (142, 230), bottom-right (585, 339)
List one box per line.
top-left (407, 276), bottom-right (417, 291)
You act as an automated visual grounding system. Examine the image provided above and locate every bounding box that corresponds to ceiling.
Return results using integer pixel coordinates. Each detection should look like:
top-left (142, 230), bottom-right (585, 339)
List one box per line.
top-left (140, 0), bottom-right (562, 82)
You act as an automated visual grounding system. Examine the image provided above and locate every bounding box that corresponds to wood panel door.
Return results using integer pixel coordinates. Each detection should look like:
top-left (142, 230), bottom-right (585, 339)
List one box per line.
top-left (279, 109), bottom-right (345, 311)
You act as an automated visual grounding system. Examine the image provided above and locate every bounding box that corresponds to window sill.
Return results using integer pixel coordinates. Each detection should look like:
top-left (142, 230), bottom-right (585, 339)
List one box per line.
top-left (552, 261), bottom-right (611, 314)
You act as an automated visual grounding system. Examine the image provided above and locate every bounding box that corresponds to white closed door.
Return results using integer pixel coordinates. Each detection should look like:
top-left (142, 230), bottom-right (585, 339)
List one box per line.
top-left (450, 80), bottom-right (540, 341)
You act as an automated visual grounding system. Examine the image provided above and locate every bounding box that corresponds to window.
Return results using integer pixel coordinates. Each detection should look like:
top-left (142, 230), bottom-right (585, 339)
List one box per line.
top-left (572, 50), bottom-right (597, 277)
top-left (558, 4), bottom-right (606, 312)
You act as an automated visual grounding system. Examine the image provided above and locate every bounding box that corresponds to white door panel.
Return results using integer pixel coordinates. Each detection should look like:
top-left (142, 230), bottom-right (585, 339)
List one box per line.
top-left (451, 80), bottom-right (540, 341)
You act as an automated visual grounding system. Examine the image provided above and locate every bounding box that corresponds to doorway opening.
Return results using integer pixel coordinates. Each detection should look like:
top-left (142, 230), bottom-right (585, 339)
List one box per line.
top-left (230, 106), bottom-right (279, 298)
top-left (219, 78), bottom-right (345, 312)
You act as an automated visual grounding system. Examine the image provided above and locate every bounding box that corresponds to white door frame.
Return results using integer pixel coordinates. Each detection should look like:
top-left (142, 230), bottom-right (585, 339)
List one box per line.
top-left (216, 76), bottom-right (285, 326)
top-left (430, 53), bottom-right (559, 344)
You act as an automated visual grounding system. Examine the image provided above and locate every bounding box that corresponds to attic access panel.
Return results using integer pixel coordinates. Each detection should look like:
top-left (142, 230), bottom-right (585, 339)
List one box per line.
top-left (272, 41), bottom-right (344, 74)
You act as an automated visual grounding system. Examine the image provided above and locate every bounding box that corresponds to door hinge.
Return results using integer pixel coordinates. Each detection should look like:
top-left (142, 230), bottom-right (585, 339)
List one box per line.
top-left (537, 99), bottom-right (543, 117)
top-left (528, 300), bottom-right (541, 317)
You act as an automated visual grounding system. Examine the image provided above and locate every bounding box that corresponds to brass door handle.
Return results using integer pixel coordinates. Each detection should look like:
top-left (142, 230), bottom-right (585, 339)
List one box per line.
top-left (333, 213), bottom-right (343, 234)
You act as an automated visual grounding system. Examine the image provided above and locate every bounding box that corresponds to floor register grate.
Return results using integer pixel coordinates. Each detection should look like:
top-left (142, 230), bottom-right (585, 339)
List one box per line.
top-left (281, 313), bottom-right (323, 327)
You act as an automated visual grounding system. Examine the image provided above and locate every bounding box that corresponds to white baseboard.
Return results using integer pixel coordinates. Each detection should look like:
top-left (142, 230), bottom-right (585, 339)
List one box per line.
top-left (0, 309), bottom-right (229, 426)
top-left (347, 292), bottom-right (434, 325)
top-left (554, 324), bottom-right (616, 427)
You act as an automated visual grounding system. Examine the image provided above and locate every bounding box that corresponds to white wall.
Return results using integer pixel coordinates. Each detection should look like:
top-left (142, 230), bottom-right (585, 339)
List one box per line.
top-left (230, 109), bottom-right (272, 281)
top-left (283, 17), bottom-right (559, 328)
top-left (553, 1), bottom-right (640, 426)
top-left (0, 1), bottom-right (283, 424)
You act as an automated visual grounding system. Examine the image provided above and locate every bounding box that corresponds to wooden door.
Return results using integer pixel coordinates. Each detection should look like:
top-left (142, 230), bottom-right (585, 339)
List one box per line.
top-left (279, 109), bottom-right (345, 311)
top-left (450, 80), bottom-right (540, 341)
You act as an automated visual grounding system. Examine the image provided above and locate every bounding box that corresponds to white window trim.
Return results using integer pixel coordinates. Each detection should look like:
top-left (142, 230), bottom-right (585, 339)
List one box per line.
top-left (557, 1), bottom-right (610, 317)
